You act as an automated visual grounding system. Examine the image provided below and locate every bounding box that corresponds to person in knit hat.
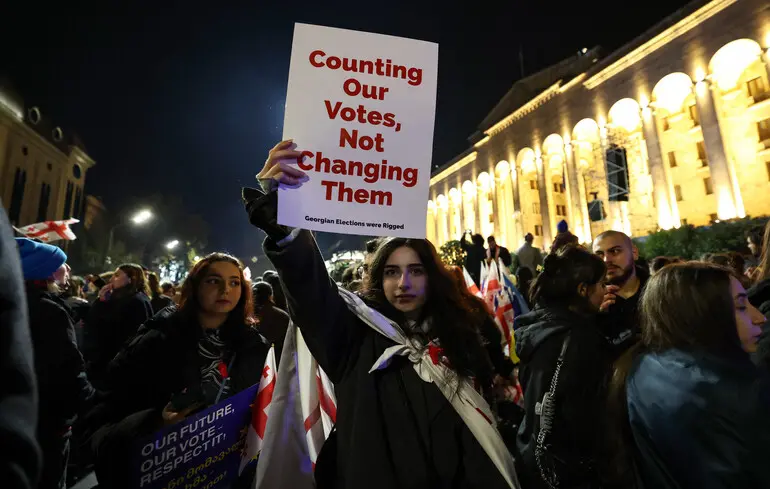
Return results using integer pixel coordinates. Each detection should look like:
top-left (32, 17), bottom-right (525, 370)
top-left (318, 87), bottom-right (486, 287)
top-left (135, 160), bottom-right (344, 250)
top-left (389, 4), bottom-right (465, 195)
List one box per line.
top-left (16, 238), bottom-right (68, 285)
top-left (551, 220), bottom-right (580, 254)
top-left (17, 238), bottom-right (95, 489)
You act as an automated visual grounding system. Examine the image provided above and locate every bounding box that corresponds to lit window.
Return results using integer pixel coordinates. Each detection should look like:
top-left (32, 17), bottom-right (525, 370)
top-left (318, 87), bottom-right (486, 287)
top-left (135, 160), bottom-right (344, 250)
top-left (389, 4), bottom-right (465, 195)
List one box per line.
top-left (696, 141), bottom-right (708, 166)
top-left (757, 118), bottom-right (770, 142)
top-left (668, 151), bottom-right (678, 168)
top-left (689, 105), bottom-right (700, 126)
top-left (747, 77), bottom-right (768, 102)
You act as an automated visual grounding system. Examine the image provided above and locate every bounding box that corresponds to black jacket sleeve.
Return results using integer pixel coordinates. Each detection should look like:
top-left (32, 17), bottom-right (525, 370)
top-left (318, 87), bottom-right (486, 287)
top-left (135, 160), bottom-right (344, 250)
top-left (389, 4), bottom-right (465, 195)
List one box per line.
top-left (243, 186), bottom-right (364, 382)
top-left (479, 317), bottom-right (514, 378)
top-left (0, 207), bottom-right (41, 489)
top-left (32, 297), bottom-right (96, 427)
top-left (263, 231), bottom-right (364, 383)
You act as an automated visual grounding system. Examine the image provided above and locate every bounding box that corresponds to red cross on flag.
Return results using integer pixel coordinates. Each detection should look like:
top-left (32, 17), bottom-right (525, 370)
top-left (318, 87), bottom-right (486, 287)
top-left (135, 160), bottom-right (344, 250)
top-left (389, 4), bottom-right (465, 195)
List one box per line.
top-left (239, 345), bottom-right (277, 476)
top-left (20, 219), bottom-right (79, 242)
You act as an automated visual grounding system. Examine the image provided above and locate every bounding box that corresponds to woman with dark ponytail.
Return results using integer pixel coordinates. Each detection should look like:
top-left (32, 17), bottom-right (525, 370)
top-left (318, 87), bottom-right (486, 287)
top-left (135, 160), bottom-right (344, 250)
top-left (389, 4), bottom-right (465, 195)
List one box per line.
top-left (513, 245), bottom-right (612, 489)
top-left (607, 262), bottom-right (768, 489)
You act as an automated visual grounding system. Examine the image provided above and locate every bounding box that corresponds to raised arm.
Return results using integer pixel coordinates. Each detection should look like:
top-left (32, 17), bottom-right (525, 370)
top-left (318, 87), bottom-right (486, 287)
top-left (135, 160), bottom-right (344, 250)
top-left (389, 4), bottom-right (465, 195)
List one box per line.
top-left (242, 141), bottom-right (364, 382)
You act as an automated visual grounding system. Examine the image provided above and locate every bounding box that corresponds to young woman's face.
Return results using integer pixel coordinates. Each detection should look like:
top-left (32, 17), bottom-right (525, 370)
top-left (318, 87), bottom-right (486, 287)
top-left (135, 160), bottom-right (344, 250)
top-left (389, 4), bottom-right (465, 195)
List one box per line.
top-left (52, 263), bottom-right (71, 287)
top-left (731, 277), bottom-right (765, 353)
top-left (111, 269), bottom-right (131, 289)
top-left (197, 261), bottom-right (242, 316)
top-left (579, 281), bottom-right (606, 312)
top-left (382, 246), bottom-right (427, 320)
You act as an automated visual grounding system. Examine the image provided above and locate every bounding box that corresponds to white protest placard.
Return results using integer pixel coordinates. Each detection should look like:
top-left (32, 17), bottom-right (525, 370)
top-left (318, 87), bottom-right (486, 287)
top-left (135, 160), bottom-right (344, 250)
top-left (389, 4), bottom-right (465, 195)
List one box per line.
top-left (279, 23), bottom-right (438, 238)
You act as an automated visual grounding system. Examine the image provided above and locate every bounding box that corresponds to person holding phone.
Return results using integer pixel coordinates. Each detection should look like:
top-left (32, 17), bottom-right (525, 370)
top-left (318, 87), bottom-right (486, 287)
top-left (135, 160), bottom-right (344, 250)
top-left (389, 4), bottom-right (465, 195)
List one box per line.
top-left (85, 253), bottom-right (269, 489)
top-left (82, 264), bottom-right (153, 387)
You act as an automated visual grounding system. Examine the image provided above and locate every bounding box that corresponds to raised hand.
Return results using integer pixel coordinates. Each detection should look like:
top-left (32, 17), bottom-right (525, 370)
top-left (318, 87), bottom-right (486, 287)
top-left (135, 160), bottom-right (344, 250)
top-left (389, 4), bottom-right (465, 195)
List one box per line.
top-left (257, 140), bottom-right (309, 188)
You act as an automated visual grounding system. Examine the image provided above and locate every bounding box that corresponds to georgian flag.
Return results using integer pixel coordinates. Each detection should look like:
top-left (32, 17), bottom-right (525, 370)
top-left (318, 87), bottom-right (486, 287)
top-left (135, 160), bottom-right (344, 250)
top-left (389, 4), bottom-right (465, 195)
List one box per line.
top-left (481, 259), bottom-right (502, 311)
top-left (17, 219), bottom-right (79, 242)
top-left (239, 346), bottom-right (277, 476)
top-left (463, 266), bottom-right (483, 298)
top-left (255, 326), bottom-right (337, 489)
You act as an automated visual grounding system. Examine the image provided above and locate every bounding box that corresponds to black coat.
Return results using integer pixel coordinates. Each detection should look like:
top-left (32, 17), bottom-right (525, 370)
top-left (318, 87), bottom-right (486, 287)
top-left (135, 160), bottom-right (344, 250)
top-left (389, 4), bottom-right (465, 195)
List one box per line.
top-left (150, 294), bottom-right (175, 316)
top-left (627, 348), bottom-right (770, 489)
top-left (96, 309), bottom-right (269, 423)
top-left (264, 230), bottom-right (509, 489)
top-left (460, 236), bottom-right (486, 287)
top-left (598, 266), bottom-right (649, 358)
top-left (26, 285), bottom-right (95, 433)
top-left (257, 302), bottom-right (290, 366)
top-left (514, 307), bottom-right (612, 489)
top-left (83, 290), bottom-right (153, 385)
top-left (0, 207), bottom-right (41, 489)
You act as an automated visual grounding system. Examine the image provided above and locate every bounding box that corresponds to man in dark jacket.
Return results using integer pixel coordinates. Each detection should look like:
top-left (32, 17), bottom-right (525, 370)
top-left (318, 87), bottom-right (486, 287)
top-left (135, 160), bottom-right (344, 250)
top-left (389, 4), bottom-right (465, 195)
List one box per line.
top-left (17, 238), bottom-right (95, 489)
top-left (0, 210), bottom-right (41, 489)
top-left (461, 231), bottom-right (486, 287)
top-left (487, 235), bottom-right (512, 268)
top-left (253, 281), bottom-right (290, 365)
top-left (592, 231), bottom-right (649, 356)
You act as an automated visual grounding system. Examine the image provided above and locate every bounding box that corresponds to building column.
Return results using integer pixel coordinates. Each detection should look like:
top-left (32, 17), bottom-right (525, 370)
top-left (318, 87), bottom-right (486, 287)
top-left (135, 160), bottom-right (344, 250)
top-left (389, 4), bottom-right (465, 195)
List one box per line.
top-left (577, 170), bottom-right (591, 241)
top-left (536, 155), bottom-right (554, 247)
top-left (490, 182), bottom-right (499, 240)
top-left (641, 105), bottom-right (679, 229)
top-left (457, 191), bottom-right (465, 236)
top-left (694, 79), bottom-right (741, 219)
top-left (563, 142), bottom-right (585, 241)
top-left (511, 165), bottom-right (524, 246)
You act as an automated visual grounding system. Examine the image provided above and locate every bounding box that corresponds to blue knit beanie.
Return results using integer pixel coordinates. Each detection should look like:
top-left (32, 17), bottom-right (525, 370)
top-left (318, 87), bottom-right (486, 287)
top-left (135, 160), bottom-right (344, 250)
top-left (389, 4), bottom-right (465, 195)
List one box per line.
top-left (557, 220), bottom-right (569, 234)
top-left (15, 238), bottom-right (67, 280)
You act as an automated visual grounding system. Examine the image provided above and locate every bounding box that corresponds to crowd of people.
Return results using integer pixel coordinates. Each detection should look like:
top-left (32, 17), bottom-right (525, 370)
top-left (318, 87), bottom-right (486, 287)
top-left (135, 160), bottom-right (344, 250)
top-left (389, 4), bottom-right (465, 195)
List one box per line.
top-left (1, 138), bottom-right (768, 489)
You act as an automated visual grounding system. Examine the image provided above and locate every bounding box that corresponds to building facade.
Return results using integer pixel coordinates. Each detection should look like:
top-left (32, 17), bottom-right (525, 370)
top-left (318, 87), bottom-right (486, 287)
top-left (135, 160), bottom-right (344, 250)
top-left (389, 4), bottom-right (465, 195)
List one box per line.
top-left (428, 0), bottom-right (770, 251)
top-left (0, 80), bottom-right (96, 229)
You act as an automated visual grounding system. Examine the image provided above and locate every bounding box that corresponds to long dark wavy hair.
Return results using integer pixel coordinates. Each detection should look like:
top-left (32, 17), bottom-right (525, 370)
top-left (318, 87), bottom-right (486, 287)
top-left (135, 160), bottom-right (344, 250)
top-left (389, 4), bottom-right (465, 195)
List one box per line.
top-left (178, 253), bottom-right (256, 329)
top-left (605, 262), bottom-right (741, 485)
top-left (146, 271), bottom-right (163, 300)
top-left (361, 238), bottom-right (492, 385)
top-left (114, 263), bottom-right (151, 298)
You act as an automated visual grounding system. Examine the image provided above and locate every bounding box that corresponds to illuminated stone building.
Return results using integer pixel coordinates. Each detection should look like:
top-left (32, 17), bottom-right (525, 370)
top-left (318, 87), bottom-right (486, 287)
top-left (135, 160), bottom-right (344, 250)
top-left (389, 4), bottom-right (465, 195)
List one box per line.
top-left (427, 0), bottom-right (770, 250)
top-left (0, 79), bottom-right (96, 228)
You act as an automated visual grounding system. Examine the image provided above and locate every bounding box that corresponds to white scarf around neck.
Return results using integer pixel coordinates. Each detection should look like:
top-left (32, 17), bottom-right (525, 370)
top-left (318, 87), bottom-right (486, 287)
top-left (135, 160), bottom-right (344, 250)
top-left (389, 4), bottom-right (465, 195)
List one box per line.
top-left (337, 288), bottom-right (521, 489)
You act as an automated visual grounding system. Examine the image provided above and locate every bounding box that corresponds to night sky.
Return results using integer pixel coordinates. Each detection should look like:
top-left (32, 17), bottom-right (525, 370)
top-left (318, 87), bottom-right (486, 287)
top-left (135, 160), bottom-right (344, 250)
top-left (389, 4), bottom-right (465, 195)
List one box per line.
top-left (4, 0), bottom-right (691, 266)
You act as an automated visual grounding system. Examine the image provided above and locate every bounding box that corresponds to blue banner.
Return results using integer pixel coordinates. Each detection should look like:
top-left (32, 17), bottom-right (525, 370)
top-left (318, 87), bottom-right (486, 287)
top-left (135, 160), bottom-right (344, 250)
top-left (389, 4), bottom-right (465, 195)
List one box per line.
top-left (133, 384), bottom-right (258, 489)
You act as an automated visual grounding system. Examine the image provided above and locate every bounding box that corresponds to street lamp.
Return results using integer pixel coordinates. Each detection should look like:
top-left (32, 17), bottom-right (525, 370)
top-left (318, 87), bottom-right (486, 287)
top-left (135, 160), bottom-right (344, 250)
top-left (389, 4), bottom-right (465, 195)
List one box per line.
top-left (132, 209), bottom-right (153, 225)
top-left (103, 209), bottom-right (155, 268)
top-left (165, 239), bottom-right (180, 250)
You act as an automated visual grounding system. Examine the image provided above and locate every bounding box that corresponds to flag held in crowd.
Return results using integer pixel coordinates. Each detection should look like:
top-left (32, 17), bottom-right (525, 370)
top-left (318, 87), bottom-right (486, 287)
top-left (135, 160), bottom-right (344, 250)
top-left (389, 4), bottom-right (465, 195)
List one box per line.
top-left (238, 345), bottom-right (277, 476)
top-left (463, 266), bottom-right (482, 298)
top-left (17, 218), bottom-right (79, 242)
top-left (255, 325), bottom-right (337, 489)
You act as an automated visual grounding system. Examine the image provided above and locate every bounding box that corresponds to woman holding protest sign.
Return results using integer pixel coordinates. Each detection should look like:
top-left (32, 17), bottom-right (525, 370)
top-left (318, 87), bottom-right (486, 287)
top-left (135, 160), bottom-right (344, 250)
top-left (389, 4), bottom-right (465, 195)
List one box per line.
top-left (86, 253), bottom-right (269, 489)
top-left (241, 140), bottom-right (520, 488)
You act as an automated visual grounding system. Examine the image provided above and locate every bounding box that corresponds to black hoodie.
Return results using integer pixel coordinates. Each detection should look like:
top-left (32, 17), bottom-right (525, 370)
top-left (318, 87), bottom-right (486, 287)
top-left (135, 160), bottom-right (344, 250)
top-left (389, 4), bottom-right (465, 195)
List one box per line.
top-left (514, 307), bottom-right (613, 489)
